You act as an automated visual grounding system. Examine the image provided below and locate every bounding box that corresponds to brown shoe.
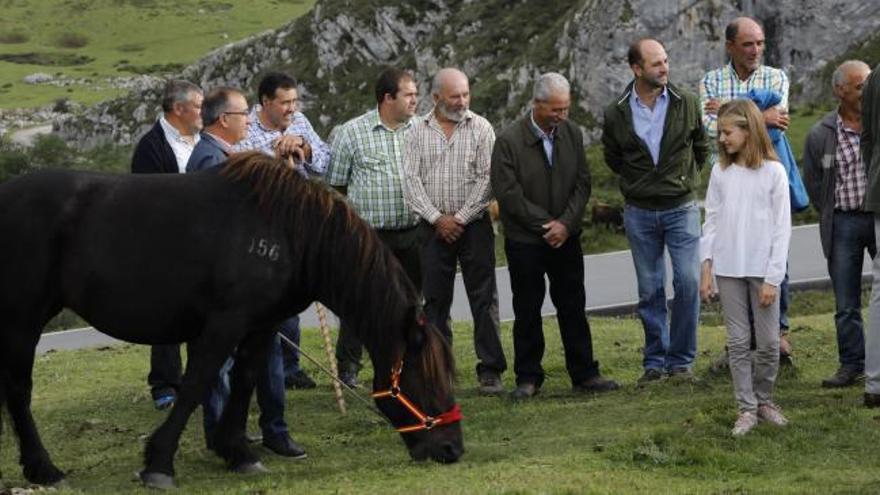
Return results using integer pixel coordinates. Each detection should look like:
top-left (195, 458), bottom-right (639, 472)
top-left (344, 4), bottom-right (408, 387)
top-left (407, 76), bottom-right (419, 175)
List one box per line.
top-left (510, 382), bottom-right (539, 400)
top-left (478, 372), bottom-right (504, 395)
top-left (572, 375), bottom-right (620, 394)
top-left (865, 392), bottom-right (880, 408)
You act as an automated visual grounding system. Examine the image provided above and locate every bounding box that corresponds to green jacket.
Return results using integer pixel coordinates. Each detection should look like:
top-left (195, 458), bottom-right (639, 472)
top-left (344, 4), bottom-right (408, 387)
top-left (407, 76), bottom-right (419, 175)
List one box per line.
top-left (864, 64), bottom-right (880, 213)
top-left (490, 115), bottom-right (590, 245)
top-left (602, 81), bottom-right (709, 210)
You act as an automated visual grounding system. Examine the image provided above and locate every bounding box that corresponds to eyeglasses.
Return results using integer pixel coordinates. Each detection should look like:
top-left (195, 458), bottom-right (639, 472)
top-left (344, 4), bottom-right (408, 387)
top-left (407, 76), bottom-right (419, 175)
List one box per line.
top-left (223, 111), bottom-right (249, 116)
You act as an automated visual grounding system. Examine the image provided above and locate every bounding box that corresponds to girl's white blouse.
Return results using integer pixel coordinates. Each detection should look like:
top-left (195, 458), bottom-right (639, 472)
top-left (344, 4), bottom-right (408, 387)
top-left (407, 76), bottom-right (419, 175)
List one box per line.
top-left (700, 159), bottom-right (791, 286)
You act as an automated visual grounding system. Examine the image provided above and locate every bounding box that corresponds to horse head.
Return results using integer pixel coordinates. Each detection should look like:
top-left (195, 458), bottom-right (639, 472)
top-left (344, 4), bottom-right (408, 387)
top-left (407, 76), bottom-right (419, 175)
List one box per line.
top-left (372, 308), bottom-right (463, 463)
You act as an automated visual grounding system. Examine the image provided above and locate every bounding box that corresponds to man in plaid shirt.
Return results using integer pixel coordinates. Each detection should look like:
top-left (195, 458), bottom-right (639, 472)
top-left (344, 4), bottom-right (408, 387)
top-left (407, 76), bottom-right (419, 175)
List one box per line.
top-left (325, 68), bottom-right (421, 387)
top-left (701, 16), bottom-right (794, 365)
top-left (403, 68), bottom-right (507, 395)
top-left (803, 61), bottom-right (874, 388)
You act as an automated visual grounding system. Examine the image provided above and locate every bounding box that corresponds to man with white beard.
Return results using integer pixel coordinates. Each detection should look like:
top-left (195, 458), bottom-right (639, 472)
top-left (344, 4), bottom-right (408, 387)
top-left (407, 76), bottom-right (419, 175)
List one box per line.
top-left (403, 68), bottom-right (508, 395)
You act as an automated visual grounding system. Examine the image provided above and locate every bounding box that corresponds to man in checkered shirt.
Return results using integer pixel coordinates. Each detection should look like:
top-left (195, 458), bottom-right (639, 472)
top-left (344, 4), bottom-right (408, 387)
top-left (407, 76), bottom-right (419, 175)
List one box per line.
top-left (701, 16), bottom-right (794, 365)
top-left (324, 67), bottom-right (421, 388)
top-left (402, 68), bottom-right (507, 395)
top-left (803, 61), bottom-right (874, 389)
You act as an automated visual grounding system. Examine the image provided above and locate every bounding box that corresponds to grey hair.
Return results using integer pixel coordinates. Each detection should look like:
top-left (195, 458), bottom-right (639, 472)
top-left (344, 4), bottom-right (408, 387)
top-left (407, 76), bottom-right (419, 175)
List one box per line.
top-left (201, 87), bottom-right (242, 127)
top-left (532, 72), bottom-right (570, 101)
top-left (832, 60), bottom-right (870, 88)
top-left (161, 79), bottom-right (201, 113)
top-left (431, 67), bottom-right (468, 95)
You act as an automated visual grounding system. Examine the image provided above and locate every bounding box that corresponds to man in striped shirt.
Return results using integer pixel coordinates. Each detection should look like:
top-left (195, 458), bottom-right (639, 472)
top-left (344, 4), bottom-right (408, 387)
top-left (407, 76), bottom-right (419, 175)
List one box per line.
top-left (403, 68), bottom-right (507, 395)
top-left (325, 68), bottom-right (421, 387)
top-left (701, 16), bottom-right (794, 364)
top-left (803, 61), bottom-right (874, 389)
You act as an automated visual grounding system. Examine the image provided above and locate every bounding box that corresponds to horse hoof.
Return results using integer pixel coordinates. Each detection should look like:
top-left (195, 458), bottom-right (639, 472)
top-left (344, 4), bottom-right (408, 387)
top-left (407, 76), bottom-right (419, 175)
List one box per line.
top-left (232, 461), bottom-right (269, 475)
top-left (138, 470), bottom-right (176, 490)
top-left (51, 478), bottom-right (71, 489)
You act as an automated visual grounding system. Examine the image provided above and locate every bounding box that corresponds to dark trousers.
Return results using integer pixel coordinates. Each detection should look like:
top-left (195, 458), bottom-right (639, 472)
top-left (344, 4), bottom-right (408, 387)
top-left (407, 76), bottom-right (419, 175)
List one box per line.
top-left (279, 315), bottom-right (302, 378)
top-left (148, 344), bottom-right (182, 399)
top-left (420, 215), bottom-right (506, 376)
top-left (828, 210), bottom-right (876, 370)
top-left (505, 236), bottom-right (599, 387)
top-left (336, 226), bottom-right (423, 373)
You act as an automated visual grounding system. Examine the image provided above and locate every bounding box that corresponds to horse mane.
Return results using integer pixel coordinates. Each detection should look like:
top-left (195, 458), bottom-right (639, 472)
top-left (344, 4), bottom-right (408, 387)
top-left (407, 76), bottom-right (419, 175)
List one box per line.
top-left (218, 151), bottom-right (454, 395)
top-left (412, 322), bottom-right (455, 400)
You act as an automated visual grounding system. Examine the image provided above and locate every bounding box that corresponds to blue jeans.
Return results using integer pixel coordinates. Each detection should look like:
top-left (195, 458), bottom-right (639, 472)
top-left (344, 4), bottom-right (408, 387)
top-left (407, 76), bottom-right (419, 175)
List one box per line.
top-left (279, 316), bottom-right (302, 379)
top-left (828, 211), bottom-right (875, 371)
top-left (624, 201), bottom-right (701, 371)
top-left (203, 333), bottom-right (289, 441)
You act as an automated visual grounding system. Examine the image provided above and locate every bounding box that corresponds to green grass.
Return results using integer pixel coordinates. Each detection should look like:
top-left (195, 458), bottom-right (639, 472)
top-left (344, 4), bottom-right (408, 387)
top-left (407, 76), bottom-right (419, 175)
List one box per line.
top-left (4, 300), bottom-right (880, 493)
top-left (0, 0), bottom-right (316, 109)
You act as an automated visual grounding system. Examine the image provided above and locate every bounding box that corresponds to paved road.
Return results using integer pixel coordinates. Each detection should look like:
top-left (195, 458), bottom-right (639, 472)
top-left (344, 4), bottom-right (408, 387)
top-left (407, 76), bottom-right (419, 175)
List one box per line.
top-left (37, 224), bottom-right (863, 354)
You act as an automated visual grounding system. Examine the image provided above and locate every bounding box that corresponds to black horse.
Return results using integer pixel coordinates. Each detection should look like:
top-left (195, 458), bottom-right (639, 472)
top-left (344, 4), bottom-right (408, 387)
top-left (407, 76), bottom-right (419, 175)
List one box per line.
top-left (0, 152), bottom-right (462, 489)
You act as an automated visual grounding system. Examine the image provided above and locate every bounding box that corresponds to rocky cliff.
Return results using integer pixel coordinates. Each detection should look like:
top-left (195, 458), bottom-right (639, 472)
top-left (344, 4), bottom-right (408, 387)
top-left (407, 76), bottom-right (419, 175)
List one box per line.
top-left (56, 0), bottom-right (880, 148)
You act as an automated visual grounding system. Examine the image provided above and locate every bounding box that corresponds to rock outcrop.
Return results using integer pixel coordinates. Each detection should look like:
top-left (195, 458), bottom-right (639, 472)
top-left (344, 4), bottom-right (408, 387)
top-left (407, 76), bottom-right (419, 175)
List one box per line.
top-left (56, 0), bottom-right (880, 148)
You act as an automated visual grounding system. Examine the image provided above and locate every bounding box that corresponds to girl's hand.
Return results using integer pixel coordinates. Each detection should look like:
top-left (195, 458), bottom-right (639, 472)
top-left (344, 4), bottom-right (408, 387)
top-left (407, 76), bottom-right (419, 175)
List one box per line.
top-left (699, 260), bottom-right (715, 303)
top-left (759, 283), bottom-right (777, 307)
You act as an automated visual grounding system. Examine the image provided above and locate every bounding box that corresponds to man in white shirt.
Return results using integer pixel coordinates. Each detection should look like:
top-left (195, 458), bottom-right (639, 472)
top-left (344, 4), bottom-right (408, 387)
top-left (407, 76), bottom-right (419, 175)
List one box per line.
top-left (131, 79), bottom-right (203, 410)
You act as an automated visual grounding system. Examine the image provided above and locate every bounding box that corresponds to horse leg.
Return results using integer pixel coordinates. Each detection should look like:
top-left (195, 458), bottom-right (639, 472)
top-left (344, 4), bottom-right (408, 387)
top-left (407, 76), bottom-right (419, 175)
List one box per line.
top-left (212, 330), bottom-right (276, 473)
top-left (140, 316), bottom-right (244, 489)
top-left (2, 310), bottom-right (65, 486)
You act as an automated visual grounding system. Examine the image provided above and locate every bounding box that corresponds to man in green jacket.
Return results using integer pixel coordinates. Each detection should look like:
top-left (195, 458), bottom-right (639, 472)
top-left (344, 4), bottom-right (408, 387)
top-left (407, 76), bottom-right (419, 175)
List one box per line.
top-left (602, 38), bottom-right (708, 385)
top-left (491, 72), bottom-right (619, 399)
top-left (862, 62), bottom-right (880, 407)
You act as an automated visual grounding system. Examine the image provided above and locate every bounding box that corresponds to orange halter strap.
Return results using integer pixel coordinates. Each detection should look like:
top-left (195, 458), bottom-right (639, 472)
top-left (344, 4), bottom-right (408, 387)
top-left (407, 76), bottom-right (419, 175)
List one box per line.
top-left (371, 360), bottom-right (463, 434)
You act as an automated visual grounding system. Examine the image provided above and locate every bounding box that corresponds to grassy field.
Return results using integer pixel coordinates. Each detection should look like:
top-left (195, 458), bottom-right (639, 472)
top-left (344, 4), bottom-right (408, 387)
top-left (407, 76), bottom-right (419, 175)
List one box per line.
top-left (3, 300), bottom-right (880, 494)
top-left (0, 0), bottom-right (316, 109)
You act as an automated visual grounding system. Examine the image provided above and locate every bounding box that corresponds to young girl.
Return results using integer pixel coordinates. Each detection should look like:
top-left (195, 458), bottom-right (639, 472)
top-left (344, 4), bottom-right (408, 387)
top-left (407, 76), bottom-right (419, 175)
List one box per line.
top-left (699, 99), bottom-right (791, 436)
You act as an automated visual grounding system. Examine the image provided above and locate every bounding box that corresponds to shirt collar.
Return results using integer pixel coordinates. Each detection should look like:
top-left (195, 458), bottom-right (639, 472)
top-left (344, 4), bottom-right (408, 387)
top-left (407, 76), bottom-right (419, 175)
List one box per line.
top-left (371, 107), bottom-right (412, 133)
top-left (205, 131), bottom-right (233, 153)
top-left (726, 61), bottom-right (765, 83)
top-left (836, 112), bottom-right (859, 135)
top-left (528, 110), bottom-right (556, 140)
top-left (630, 86), bottom-right (668, 109)
top-left (159, 114), bottom-right (192, 144)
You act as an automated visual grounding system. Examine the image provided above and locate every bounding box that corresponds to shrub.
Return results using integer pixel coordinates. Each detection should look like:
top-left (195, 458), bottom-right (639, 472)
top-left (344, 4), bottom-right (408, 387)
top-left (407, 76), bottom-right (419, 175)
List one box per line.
top-left (55, 32), bottom-right (89, 49)
top-left (0, 30), bottom-right (29, 44)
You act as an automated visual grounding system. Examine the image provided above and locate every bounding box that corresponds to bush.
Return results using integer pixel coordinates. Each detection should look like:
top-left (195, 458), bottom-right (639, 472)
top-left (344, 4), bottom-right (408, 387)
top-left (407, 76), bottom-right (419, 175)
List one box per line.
top-left (55, 32), bottom-right (89, 49)
top-left (0, 30), bottom-right (29, 44)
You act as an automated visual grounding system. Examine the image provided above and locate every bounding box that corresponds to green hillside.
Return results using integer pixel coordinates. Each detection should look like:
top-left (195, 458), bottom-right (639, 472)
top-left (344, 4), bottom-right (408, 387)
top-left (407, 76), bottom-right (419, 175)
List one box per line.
top-left (0, 0), bottom-right (316, 108)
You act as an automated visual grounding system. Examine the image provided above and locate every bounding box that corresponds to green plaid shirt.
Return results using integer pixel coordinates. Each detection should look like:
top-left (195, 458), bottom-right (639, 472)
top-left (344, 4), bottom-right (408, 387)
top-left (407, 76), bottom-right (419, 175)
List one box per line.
top-left (325, 108), bottom-right (419, 229)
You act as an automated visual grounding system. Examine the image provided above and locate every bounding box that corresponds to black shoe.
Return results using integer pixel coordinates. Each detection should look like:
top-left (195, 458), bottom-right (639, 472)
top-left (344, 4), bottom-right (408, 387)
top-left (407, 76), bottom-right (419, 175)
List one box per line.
top-left (285, 370), bottom-right (317, 390)
top-left (262, 434), bottom-right (307, 459)
top-left (152, 391), bottom-right (176, 411)
top-left (339, 370), bottom-right (359, 389)
top-left (478, 372), bottom-right (504, 395)
top-left (667, 367), bottom-right (701, 384)
top-left (573, 375), bottom-right (620, 394)
top-left (510, 382), bottom-right (539, 400)
top-left (637, 368), bottom-right (664, 386)
top-left (822, 368), bottom-right (864, 388)
top-left (865, 392), bottom-right (880, 408)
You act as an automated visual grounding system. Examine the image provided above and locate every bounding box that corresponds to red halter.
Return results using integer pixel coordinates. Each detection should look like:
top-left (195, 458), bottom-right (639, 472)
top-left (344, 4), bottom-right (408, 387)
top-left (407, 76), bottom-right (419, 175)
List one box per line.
top-left (371, 360), bottom-right (463, 433)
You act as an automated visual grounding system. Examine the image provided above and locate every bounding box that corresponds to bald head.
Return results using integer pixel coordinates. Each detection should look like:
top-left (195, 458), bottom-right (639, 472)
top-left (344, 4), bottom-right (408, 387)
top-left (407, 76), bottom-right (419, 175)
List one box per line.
top-left (725, 17), bottom-right (766, 77)
top-left (833, 60), bottom-right (871, 88)
top-left (432, 68), bottom-right (471, 122)
top-left (725, 17), bottom-right (763, 42)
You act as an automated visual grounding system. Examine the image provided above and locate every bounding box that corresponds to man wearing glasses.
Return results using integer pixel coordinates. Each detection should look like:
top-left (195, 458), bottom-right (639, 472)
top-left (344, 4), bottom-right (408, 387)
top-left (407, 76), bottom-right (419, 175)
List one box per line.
top-left (187, 87), bottom-right (250, 172)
